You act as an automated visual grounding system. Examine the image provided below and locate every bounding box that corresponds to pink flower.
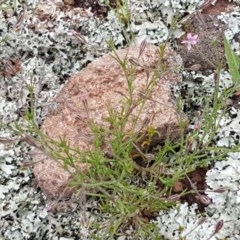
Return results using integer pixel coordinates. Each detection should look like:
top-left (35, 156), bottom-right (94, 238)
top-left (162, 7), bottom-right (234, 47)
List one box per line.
top-left (45, 201), bottom-right (56, 212)
top-left (181, 33), bottom-right (198, 51)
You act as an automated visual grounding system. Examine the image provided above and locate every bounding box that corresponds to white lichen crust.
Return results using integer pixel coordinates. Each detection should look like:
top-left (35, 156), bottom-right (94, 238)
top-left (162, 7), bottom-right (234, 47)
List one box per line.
top-left (1, 0), bottom-right (240, 239)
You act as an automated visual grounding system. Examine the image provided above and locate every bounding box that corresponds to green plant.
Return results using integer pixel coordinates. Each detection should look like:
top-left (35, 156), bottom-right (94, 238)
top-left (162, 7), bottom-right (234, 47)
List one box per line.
top-left (2, 13), bottom-right (240, 238)
top-left (223, 34), bottom-right (240, 87)
top-left (103, 0), bottom-right (133, 44)
top-left (110, 0), bottom-right (131, 27)
top-left (4, 37), bottom-right (238, 239)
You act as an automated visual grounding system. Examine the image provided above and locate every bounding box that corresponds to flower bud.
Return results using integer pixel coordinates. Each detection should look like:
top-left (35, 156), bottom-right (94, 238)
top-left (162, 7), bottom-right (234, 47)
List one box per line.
top-left (199, 195), bottom-right (211, 205)
top-left (214, 219), bottom-right (224, 233)
top-left (129, 57), bottom-right (140, 66)
top-left (213, 187), bottom-right (228, 193)
top-left (166, 194), bottom-right (181, 202)
top-left (197, 216), bottom-right (206, 225)
top-left (139, 39), bottom-right (147, 57)
top-left (188, 64), bottom-right (201, 71)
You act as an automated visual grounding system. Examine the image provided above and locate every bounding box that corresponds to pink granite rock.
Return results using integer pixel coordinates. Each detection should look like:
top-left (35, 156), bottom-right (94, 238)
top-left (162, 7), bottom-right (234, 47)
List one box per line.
top-left (32, 44), bottom-right (183, 199)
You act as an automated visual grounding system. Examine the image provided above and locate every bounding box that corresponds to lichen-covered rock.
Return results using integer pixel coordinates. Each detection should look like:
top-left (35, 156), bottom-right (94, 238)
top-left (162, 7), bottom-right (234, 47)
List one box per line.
top-left (32, 44), bottom-right (183, 199)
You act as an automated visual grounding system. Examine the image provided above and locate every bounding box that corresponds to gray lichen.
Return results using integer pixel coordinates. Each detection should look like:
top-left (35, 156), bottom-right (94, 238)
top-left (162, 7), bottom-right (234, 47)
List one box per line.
top-left (1, 0), bottom-right (240, 239)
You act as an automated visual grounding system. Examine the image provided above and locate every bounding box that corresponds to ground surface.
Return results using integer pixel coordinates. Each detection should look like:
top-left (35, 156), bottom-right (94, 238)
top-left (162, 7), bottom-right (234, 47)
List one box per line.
top-left (1, 0), bottom-right (240, 239)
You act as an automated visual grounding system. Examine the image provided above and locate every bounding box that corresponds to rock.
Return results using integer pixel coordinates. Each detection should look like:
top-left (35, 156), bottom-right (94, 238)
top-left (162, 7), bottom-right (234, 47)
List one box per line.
top-left (32, 44), bottom-right (183, 199)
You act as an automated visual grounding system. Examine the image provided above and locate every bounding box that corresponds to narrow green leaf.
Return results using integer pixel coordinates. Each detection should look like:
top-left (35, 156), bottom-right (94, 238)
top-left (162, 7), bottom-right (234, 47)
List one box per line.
top-left (223, 35), bottom-right (240, 85)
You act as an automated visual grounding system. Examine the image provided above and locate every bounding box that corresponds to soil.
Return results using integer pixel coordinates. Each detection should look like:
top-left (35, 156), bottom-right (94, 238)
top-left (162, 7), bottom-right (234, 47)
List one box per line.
top-left (174, 167), bottom-right (210, 212)
top-left (64, 0), bottom-right (118, 18)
